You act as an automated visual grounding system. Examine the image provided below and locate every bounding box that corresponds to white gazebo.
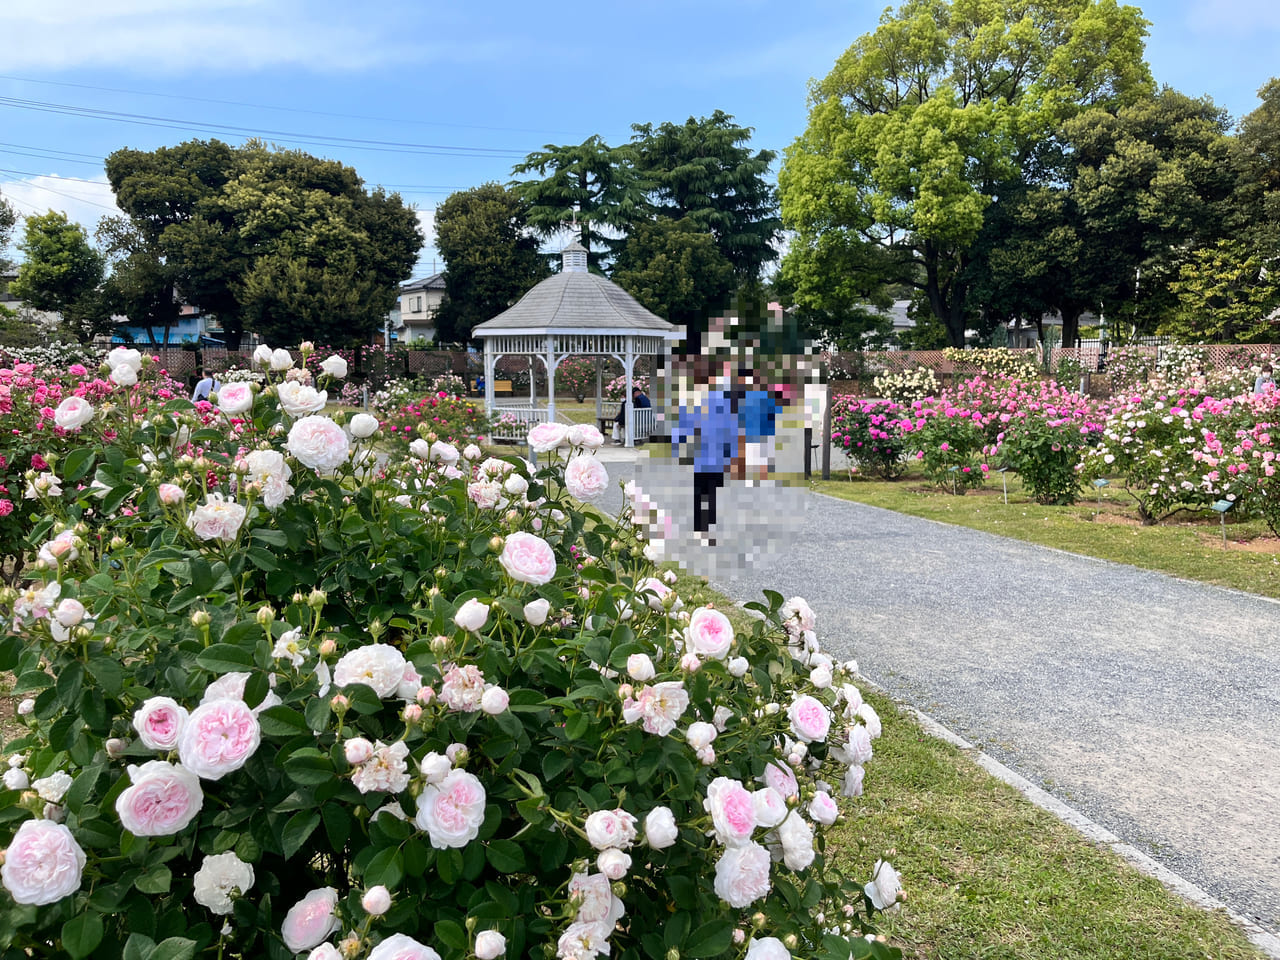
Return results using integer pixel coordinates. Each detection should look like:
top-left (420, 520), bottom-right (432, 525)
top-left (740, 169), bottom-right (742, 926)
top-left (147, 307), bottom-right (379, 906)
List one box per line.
top-left (472, 242), bottom-right (682, 447)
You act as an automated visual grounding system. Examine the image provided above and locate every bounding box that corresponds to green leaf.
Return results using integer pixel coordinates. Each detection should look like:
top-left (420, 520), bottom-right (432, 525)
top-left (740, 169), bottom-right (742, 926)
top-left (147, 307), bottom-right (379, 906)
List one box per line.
top-left (281, 811), bottom-right (321, 858)
top-left (63, 448), bottom-right (97, 484)
top-left (87, 658), bottom-right (124, 696)
top-left (149, 938), bottom-right (198, 960)
top-left (136, 864), bottom-right (172, 894)
top-left (64, 764), bottom-right (104, 816)
top-left (363, 846), bottom-right (404, 888)
top-left (485, 839), bottom-right (525, 872)
top-left (322, 803), bottom-right (351, 850)
top-left (250, 528), bottom-right (289, 547)
top-left (62, 911), bottom-right (104, 960)
top-left (123, 933), bottom-right (156, 960)
top-left (685, 920), bottom-right (734, 958)
top-left (283, 749), bottom-right (334, 786)
top-left (258, 705), bottom-right (310, 737)
top-left (435, 919), bottom-right (467, 953)
top-left (195, 644), bottom-right (256, 674)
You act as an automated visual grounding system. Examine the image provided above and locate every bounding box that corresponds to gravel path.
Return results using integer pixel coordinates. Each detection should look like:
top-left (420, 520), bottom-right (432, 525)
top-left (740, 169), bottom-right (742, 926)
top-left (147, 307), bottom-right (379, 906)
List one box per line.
top-left (694, 490), bottom-right (1280, 937)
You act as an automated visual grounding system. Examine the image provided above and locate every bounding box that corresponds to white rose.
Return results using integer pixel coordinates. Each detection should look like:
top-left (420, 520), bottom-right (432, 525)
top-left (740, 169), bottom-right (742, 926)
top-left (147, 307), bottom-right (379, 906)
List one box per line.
top-left (564, 455), bottom-right (609, 501)
top-left (333, 644), bottom-right (407, 699)
top-left (53, 598), bottom-right (86, 627)
top-left (713, 842), bottom-right (772, 908)
top-left (686, 721), bottom-right (717, 751)
top-left (287, 416), bottom-right (351, 473)
top-left (361, 884), bottom-right (392, 916)
top-left (277, 380), bottom-right (328, 417)
top-left (253, 344), bottom-right (274, 367)
top-left (110, 365), bottom-right (138, 387)
top-left (856, 703), bottom-right (882, 739)
top-left (480, 686), bottom-right (509, 715)
top-left (642, 806), bottom-right (678, 850)
top-left (475, 930), bottom-right (507, 960)
top-left (270, 348), bottom-right (294, 371)
top-left (865, 859), bottom-right (902, 910)
top-left (745, 938), bottom-right (791, 960)
top-left (454, 598), bottom-right (490, 632)
top-left (193, 851), bottom-right (255, 915)
top-left (463, 443), bottom-right (482, 460)
top-left (728, 657), bottom-right (750, 678)
top-left (566, 424), bottom-right (605, 449)
top-left (320, 355), bottom-right (348, 379)
top-left (809, 663), bottom-right (833, 689)
top-left (627, 654), bottom-right (655, 682)
top-left (107, 347), bottom-right (143, 372)
top-left (584, 809), bottom-right (637, 851)
top-left (776, 810), bottom-right (815, 871)
top-left (419, 751), bottom-right (452, 784)
top-left (53, 396), bottom-right (94, 430)
top-left (349, 413), bottom-right (379, 438)
top-left (2, 769), bottom-right (27, 790)
top-left (752, 787), bottom-right (788, 828)
top-left (430, 441), bottom-right (460, 463)
top-left (522, 598), bottom-right (551, 626)
top-left (32, 771), bottom-right (72, 803)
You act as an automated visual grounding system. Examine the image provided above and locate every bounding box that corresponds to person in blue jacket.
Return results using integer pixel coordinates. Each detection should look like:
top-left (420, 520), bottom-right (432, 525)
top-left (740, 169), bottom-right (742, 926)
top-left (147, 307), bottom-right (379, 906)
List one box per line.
top-left (672, 366), bottom-right (738, 541)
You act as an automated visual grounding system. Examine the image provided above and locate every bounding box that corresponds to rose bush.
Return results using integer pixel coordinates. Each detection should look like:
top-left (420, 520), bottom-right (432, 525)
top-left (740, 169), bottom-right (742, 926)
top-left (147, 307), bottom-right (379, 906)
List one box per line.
top-left (0, 354), bottom-right (902, 960)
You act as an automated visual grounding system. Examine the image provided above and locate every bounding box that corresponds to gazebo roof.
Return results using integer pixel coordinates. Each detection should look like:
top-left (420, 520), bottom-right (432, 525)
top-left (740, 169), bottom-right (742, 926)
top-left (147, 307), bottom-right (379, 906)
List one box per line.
top-left (472, 248), bottom-right (680, 339)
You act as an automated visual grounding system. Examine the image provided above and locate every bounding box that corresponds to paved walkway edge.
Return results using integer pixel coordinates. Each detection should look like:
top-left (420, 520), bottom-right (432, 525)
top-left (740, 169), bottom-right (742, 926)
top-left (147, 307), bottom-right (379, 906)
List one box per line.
top-left (888, 691), bottom-right (1280, 958)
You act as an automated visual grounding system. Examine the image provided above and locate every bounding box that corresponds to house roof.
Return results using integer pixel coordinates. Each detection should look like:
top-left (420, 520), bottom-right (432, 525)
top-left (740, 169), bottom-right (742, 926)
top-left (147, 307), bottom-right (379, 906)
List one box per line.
top-left (472, 267), bottom-right (679, 337)
top-left (400, 273), bottom-right (445, 294)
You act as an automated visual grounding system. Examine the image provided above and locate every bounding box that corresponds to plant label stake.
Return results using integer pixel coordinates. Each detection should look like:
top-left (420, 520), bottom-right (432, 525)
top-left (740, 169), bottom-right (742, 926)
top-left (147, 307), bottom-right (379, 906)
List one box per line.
top-left (1092, 478), bottom-right (1109, 519)
top-left (997, 466), bottom-right (1009, 505)
top-left (1211, 499), bottom-right (1235, 545)
top-left (948, 464), bottom-right (959, 496)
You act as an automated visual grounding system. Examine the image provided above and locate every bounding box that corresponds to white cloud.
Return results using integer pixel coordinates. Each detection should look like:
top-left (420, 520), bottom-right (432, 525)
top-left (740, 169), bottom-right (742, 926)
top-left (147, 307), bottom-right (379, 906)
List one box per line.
top-left (0, 175), bottom-right (122, 258)
top-left (4, 0), bottom-right (417, 72)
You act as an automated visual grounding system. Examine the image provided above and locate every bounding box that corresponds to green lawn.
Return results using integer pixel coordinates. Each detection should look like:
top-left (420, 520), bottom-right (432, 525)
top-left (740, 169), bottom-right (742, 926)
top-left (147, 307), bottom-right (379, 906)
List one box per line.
top-left (666, 567), bottom-right (1266, 960)
top-left (810, 470), bottom-right (1280, 599)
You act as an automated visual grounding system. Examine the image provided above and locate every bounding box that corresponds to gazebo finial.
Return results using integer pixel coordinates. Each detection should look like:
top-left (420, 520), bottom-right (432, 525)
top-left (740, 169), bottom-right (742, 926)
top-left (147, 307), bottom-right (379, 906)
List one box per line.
top-left (562, 240), bottom-right (589, 274)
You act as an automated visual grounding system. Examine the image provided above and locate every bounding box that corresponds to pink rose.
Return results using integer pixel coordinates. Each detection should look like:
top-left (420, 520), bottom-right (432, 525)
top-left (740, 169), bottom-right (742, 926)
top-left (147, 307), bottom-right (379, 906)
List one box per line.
top-left (215, 382), bottom-right (254, 415)
top-left (527, 422), bottom-right (569, 452)
top-left (480, 686), bottom-right (509, 715)
top-left (761, 761), bottom-right (798, 799)
top-left (0, 819), bottom-right (85, 905)
top-left (685, 607), bottom-right (734, 660)
top-left (713, 842), bottom-right (772, 908)
top-left (132, 696), bottom-right (189, 751)
top-left (474, 930), bottom-right (506, 960)
top-left (362, 884), bottom-right (392, 916)
top-left (282, 887), bottom-right (341, 953)
top-left (597, 847), bottom-right (631, 880)
top-left (583, 809), bottom-right (638, 851)
top-left (344, 737), bottom-right (375, 765)
top-left (158, 483), bottom-right (186, 505)
top-left (178, 698), bottom-right (262, 780)
top-left (498, 532), bottom-right (557, 585)
top-left (626, 654), bottom-right (655, 682)
top-left (566, 424), bottom-right (605, 449)
top-left (115, 761), bottom-right (204, 836)
top-left (522, 598), bottom-right (550, 626)
top-left (787, 694), bottom-right (831, 743)
top-left (368, 934), bottom-right (443, 960)
top-left (564, 455), bottom-right (609, 501)
top-left (453, 598), bottom-right (490, 632)
top-left (415, 769), bottom-right (486, 849)
top-left (620, 681), bottom-right (690, 737)
top-left (53, 396), bottom-right (94, 430)
top-left (808, 791), bottom-right (839, 826)
top-left (287, 415), bottom-right (350, 473)
top-left (705, 777), bottom-right (756, 846)
top-left (644, 806), bottom-right (678, 849)
top-left (186, 494), bottom-right (246, 542)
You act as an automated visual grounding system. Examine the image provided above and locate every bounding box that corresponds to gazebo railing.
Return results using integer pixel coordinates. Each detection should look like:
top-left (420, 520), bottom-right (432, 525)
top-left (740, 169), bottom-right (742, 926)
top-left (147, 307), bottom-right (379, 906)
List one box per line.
top-left (489, 403), bottom-right (576, 443)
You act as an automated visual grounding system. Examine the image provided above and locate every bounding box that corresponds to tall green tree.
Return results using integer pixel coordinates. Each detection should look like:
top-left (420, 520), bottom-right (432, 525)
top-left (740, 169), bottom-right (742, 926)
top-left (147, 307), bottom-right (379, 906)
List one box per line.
top-left (775, 229), bottom-right (900, 349)
top-left (433, 183), bottom-right (548, 345)
top-left (1065, 88), bottom-right (1239, 335)
top-left (10, 210), bottom-right (106, 340)
top-left (1163, 239), bottom-right (1280, 342)
top-left (630, 111), bottom-right (781, 281)
top-left (96, 217), bottom-right (182, 346)
top-left (781, 0), bottom-right (1152, 347)
top-left (105, 139), bottom-right (421, 348)
top-left (610, 218), bottom-right (735, 326)
top-left (510, 137), bottom-right (647, 270)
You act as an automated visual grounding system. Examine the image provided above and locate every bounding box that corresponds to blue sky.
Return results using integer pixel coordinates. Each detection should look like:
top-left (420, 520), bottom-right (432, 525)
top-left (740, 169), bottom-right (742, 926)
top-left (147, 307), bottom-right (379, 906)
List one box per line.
top-left (2, 0), bottom-right (1278, 276)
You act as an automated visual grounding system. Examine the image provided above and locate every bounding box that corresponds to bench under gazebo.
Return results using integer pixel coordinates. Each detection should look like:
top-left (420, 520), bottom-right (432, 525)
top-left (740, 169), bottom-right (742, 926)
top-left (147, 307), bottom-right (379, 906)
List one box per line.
top-left (472, 242), bottom-right (681, 447)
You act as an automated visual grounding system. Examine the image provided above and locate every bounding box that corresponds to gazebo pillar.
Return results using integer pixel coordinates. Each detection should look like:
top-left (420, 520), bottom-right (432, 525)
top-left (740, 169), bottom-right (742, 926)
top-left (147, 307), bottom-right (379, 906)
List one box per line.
top-left (545, 335), bottom-right (557, 424)
top-left (483, 344), bottom-right (495, 415)
top-left (623, 337), bottom-right (635, 448)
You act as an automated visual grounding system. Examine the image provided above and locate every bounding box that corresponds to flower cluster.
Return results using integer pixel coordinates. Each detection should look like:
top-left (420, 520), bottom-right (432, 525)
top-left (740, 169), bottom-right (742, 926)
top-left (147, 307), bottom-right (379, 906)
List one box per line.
top-left (872, 367), bottom-right (939, 404)
top-left (943, 347), bottom-right (1040, 381)
top-left (0, 364), bottom-right (903, 960)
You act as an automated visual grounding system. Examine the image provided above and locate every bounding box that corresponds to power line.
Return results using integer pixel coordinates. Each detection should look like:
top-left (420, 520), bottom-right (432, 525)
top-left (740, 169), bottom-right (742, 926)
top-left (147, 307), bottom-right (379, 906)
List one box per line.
top-left (0, 73), bottom-right (595, 139)
top-left (0, 167), bottom-right (108, 185)
top-left (0, 140), bottom-right (102, 161)
top-left (0, 170), bottom-right (120, 213)
top-left (0, 146), bottom-right (104, 168)
top-left (0, 96), bottom-right (531, 159)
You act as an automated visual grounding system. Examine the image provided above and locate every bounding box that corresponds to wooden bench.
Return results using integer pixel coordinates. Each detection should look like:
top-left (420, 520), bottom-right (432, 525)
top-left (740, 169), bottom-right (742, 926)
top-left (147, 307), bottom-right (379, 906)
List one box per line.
top-left (493, 380), bottom-right (514, 397)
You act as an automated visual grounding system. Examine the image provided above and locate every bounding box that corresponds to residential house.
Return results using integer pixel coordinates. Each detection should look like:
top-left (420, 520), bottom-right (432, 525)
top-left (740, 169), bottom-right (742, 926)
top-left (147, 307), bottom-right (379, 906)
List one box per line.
top-left (393, 273), bottom-right (445, 343)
